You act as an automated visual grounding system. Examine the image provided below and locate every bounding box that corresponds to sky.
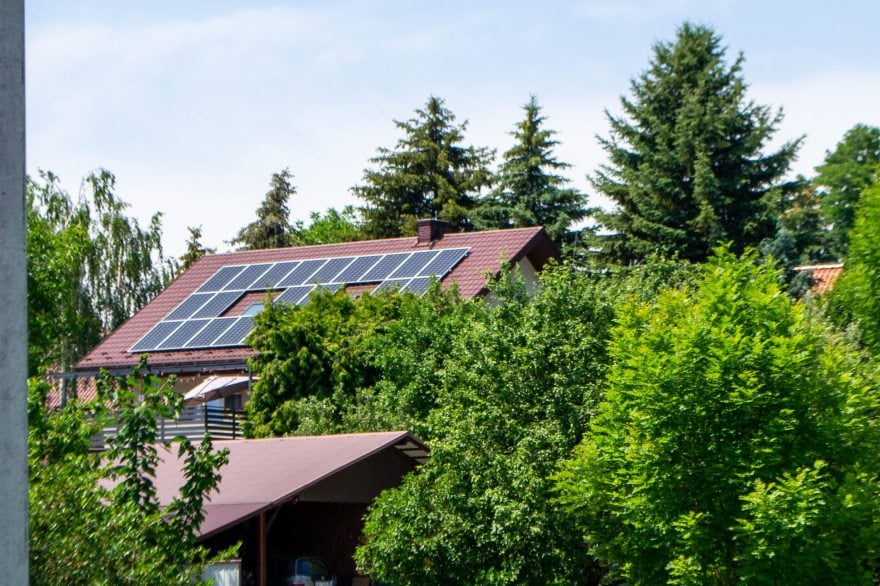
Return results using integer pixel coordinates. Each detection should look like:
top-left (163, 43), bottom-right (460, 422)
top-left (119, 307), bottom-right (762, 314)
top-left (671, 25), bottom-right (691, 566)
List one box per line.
top-left (26, 0), bottom-right (880, 258)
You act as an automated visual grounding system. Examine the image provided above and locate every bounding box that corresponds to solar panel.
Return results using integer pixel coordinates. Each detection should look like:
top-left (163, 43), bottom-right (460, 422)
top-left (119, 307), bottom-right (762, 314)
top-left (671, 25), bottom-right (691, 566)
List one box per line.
top-left (184, 317), bottom-right (238, 348)
top-left (135, 246), bottom-right (471, 353)
top-left (130, 321), bottom-right (184, 353)
top-left (275, 285), bottom-right (314, 306)
top-left (314, 283), bottom-right (343, 294)
top-left (191, 291), bottom-right (244, 319)
top-left (197, 266), bottom-right (245, 293)
top-left (403, 276), bottom-right (433, 295)
top-left (213, 316), bottom-right (255, 346)
top-left (389, 250), bottom-right (439, 279)
top-left (419, 248), bottom-right (469, 278)
top-left (250, 261), bottom-right (299, 289)
top-left (361, 253), bottom-right (411, 281)
top-left (373, 279), bottom-right (408, 294)
top-left (309, 256), bottom-right (354, 283)
top-left (157, 319), bottom-right (210, 349)
top-left (278, 259), bottom-right (327, 286)
top-left (165, 293), bottom-right (213, 320)
top-left (224, 264), bottom-right (273, 291)
top-left (335, 255), bottom-right (382, 283)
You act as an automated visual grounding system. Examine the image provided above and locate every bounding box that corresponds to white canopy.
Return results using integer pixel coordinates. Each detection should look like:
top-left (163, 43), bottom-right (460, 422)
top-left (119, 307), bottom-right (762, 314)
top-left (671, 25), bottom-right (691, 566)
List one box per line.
top-left (183, 375), bottom-right (252, 404)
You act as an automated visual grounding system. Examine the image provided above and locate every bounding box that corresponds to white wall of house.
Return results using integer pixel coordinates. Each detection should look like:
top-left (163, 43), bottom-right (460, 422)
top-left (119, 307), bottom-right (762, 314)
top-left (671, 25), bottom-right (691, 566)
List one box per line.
top-left (484, 256), bottom-right (541, 306)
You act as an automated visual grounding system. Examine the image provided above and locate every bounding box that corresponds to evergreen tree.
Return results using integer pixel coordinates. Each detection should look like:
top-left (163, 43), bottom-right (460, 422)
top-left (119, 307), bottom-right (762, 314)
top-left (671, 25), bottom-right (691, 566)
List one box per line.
top-left (760, 179), bottom-right (831, 296)
top-left (353, 96), bottom-right (494, 238)
top-left (179, 225), bottom-right (215, 272)
top-left (814, 124), bottom-right (880, 260)
top-left (478, 96), bottom-right (588, 243)
top-left (590, 23), bottom-right (799, 264)
top-left (230, 168), bottom-right (295, 250)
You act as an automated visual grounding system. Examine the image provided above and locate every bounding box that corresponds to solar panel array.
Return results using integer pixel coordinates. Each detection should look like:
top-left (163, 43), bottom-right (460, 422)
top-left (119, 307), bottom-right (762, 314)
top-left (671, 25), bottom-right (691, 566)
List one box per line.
top-left (130, 247), bottom-right (469, 353)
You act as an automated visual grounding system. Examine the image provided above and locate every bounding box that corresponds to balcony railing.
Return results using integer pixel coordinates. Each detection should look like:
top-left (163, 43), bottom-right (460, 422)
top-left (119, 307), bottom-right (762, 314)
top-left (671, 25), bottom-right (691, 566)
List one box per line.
top-left (91, 405), bottom-right (246, 450)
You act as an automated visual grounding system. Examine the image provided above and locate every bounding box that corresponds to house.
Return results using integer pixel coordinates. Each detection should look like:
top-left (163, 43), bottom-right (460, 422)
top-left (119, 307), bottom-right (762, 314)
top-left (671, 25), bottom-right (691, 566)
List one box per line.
top-left (65, 221), bottom-right (557, 585)
top-left (66, 220), bottom-right (558, 415)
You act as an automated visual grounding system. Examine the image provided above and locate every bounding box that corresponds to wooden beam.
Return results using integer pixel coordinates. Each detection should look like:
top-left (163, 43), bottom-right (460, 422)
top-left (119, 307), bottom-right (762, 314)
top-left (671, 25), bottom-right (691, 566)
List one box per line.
top-left (258, 511), bottom-right (267, 586)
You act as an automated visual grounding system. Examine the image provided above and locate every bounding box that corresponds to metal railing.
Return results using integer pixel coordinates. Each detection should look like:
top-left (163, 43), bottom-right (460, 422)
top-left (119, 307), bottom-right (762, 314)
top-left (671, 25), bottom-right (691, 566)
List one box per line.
top-left (91, 405), bottom-right (246, 450)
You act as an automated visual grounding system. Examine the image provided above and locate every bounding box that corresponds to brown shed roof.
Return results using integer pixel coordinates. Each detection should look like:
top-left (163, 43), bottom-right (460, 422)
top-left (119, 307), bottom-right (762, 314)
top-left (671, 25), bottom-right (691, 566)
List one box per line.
top-left (147, 431), bottom-right (425, 537)
top-left (75, 227), bottom-right (556, 374)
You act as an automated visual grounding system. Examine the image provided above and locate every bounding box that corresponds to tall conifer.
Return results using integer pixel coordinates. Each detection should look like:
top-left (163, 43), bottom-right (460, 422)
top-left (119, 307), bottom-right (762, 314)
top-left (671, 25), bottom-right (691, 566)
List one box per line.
top-left (230, 168), bottom-right (295, 250)
top-left (353, 96), bottom-right (493, 238)
top-left (179, 225), bottom-right (215, 271)
top-left (481, 96), bottom-right (587, 243)
top-left (590, 23), bottom-right (799, 264)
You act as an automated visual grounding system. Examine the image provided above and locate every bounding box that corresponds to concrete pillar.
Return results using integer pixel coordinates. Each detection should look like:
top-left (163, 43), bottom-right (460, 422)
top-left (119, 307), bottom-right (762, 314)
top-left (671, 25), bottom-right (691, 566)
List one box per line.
top-left (0, 0), bottom-right (29, 583)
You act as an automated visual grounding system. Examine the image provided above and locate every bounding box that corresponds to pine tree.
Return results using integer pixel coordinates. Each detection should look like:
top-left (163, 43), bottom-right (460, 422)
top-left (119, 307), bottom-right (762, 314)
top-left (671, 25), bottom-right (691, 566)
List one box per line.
top-left (478, 96), bottom-right (588, 243)
top-left (353, 96), bottom-right (494, 238)
top-left (230, 168), bottom-right (295, 250)
top-left (590, 23), bottom-right (799, 264)
top-left (178, 225), bottom-right (215, 272)
top-left (814, 124), bottom-right (880, 260)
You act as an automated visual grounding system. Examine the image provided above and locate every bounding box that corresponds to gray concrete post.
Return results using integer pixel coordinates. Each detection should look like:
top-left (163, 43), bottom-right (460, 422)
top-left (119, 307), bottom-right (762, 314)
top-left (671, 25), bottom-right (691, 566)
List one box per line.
top-left (0, 0), bottom-right (29, 583)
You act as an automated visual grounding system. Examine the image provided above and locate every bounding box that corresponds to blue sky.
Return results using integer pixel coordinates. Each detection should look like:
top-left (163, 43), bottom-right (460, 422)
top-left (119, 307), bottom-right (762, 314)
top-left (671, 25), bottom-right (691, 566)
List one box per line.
top-left (27, 0), bottom-right (880, 257)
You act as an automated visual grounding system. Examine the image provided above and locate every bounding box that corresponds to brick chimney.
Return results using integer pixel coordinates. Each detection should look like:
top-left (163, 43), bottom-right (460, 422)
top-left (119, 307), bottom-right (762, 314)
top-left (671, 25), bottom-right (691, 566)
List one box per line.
top-left (416, 218), bottom-right (451, 244)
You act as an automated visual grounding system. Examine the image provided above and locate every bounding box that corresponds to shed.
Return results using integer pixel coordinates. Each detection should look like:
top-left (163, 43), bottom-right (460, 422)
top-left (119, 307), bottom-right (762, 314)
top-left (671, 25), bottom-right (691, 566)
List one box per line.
top-left (151, 431), bottom-right (426, 586)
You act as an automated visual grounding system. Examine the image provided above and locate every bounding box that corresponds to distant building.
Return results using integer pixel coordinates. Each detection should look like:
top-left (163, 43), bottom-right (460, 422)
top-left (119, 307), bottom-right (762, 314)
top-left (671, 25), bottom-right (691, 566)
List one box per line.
top-left (794, 263), bottom-right (844, 294)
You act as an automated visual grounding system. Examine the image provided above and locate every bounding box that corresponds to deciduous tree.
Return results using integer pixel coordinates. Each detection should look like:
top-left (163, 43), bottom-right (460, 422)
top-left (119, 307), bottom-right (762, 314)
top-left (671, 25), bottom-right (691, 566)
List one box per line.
top-left (292, 206), bottom-right (364, 245)
top-left (827, 181), bottom-right (880, 353)
top-left (27, 170), bottom-right (172, 375)
top-left (814, 123), bottom-right (880, 260)
top-left (356, 265), bottom-right (618, 585)
top-left (28, 358), bottom-right (229, 585)
top-left (556, 249), bottom-right (880, 585)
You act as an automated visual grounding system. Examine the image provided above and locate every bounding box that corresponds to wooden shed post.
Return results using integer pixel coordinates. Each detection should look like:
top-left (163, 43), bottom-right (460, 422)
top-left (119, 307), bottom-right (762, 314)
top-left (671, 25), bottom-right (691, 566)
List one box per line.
top-left (259, 511), bottom-right (267, 586)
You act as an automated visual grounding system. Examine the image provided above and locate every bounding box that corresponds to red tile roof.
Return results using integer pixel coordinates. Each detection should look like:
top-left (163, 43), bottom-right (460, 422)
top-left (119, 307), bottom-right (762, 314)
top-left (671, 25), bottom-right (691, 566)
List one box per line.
top-left (46, 375), bottom-right (98, 409)
top-left (143, 431), bottom-right (424, 537)
top-left (795, 263), bottom-right (844, 294)
top-left (75, 227), bottom-right (556, 374)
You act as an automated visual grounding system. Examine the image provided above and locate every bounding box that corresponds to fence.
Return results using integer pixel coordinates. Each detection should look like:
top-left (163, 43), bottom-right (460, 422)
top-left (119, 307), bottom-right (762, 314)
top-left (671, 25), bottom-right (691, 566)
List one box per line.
top-left (91, 405), bottom-right (246, 450)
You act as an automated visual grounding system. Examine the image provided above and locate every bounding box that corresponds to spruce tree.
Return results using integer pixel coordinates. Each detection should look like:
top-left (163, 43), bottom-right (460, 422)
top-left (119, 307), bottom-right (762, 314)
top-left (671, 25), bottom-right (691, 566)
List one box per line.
top-left (353, 96), bottom-right (494, 238)
top-left (479, 96), bottom-right (588, 243)
top-left (590, 23), bottom-right (799, 264)
top-left (178, 225), bottom-right (215, 271)
top-left (230, 168), bottom-right (295, 250)
top-left (814, 124), bottom-right (880, 260)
